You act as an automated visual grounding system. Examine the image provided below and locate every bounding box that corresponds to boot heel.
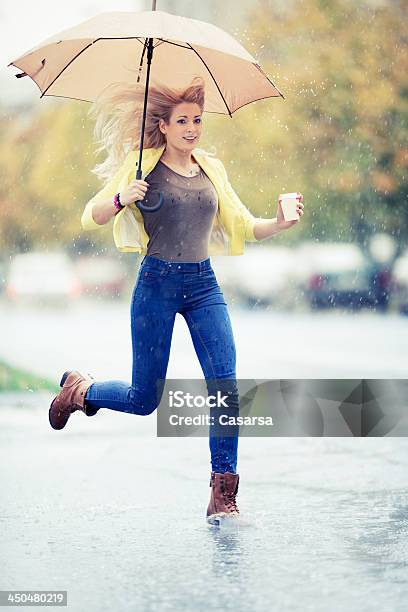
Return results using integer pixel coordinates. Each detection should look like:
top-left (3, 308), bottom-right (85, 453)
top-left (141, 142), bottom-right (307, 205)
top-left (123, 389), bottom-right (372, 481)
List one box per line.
top-left (60, 371), bottom-right (71, 387)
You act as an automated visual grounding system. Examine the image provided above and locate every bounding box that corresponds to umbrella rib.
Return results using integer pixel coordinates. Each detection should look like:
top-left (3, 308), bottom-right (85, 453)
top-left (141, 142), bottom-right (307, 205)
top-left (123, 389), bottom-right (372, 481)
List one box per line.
top-left (253, 63), bottom-right (285, 100)
top-left (40, 41), bottom-right (95, 98)
top-left (153, 38), bottom-right (176, 49)
top-left (41, 93), bottom-right (95, 103)
top-left (227, 94), bottom-right (285, 115)
top-left (154, 38), bottom-right (191, 50)
top-left (185, 43), bottom-right (232, 118)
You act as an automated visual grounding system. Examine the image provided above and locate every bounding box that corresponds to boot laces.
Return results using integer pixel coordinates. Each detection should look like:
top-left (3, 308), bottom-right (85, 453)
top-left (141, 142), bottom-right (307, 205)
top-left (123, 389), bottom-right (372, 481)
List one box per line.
top-left (224, 496), bottom-right (238, 513)
top-left (222, 486), bottom-right (239, 513)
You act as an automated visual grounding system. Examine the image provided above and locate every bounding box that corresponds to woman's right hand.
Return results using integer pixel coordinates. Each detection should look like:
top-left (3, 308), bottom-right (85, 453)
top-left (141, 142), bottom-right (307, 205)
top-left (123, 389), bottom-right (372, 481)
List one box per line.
top-left (119, 179), bottom-right (150, 206)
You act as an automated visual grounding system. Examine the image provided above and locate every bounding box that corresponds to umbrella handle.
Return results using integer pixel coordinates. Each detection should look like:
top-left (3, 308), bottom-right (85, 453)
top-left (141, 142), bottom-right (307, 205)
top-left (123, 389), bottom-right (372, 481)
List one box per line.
top-left (135, 191), bottom-right (164, 213)
top-left (134, 165), bottom-right (165, 212)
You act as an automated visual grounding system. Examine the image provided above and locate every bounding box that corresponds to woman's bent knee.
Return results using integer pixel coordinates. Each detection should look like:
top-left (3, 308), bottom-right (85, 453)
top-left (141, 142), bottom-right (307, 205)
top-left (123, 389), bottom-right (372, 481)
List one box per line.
top-left (127, 385), bottom-right (160, 416)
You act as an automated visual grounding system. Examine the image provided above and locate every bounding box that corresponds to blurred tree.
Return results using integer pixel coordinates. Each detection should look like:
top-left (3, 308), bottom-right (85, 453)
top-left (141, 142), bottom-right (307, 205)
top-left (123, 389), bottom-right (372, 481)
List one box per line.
top-left (0, 102), bottom-right (110, 254)
top-left (209, 0), bottom-right (407, 251)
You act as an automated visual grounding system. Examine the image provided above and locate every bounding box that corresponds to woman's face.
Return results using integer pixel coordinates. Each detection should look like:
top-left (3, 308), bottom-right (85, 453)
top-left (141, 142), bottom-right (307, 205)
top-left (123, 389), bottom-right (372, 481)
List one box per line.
top-left (159, 102), bottom-right (203, 151)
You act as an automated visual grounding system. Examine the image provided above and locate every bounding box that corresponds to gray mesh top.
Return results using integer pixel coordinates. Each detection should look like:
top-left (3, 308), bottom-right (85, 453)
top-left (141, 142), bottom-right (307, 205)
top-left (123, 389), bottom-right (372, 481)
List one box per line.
top-left (141, 160), bottom-right (218, 262)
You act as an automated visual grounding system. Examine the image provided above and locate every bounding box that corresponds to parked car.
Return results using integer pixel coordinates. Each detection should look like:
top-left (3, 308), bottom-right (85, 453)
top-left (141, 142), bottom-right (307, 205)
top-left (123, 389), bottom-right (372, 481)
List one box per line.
top-left (366, 263), bottom-right (393, 312)
top-left (0, 259), bottom-right (6, 295)
top-left (74, 256), bottom-right (127, 298)
top-left (390, 249), bottom-right (408, 315)
top-left (210, 256), bottom-right (244, 304)
top-left (295, 242), bottom-right (376, 310)
top-left (230, 246), bottom-right (298, 308)
top-left (5, 251), bottom-right (82, 305)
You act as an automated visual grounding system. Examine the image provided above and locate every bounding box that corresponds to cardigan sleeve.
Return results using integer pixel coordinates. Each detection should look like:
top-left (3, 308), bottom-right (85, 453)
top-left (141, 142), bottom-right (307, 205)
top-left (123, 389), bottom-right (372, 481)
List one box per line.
top-left (81, 152), bottom-right (134, 231)
top-left (216, 159), bottom-right (258, 242)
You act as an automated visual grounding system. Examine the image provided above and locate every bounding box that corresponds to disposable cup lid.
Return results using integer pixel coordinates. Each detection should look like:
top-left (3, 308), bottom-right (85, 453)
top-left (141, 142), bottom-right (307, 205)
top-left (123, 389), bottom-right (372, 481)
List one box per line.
top-left (279, 192), bottom-right (298, 199)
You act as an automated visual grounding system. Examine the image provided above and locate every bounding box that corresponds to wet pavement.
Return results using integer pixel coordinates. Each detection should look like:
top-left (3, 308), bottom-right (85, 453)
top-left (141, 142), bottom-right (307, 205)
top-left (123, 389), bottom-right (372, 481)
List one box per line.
top-left (0, 298), bottom-right (407, 381)
top-left (0, 395), bottom-right (407, 611)
top-left (0, 300), bottom-right (407, 610)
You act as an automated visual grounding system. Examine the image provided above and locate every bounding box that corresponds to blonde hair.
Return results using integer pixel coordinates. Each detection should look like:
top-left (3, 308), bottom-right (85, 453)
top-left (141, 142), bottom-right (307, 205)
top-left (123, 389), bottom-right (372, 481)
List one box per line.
top-left (88, 75), bottom-right (215, 185)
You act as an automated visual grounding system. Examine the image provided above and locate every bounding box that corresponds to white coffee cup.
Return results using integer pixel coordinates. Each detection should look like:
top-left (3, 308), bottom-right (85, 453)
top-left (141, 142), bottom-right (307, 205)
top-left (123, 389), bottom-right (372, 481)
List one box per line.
top-left (278, 192), bottom-right (300, 221)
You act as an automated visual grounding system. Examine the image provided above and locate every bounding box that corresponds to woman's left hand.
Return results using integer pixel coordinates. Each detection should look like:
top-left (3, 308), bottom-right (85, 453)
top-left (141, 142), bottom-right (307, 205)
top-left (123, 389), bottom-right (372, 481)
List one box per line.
top-left (276, 193), bottom-right (305, 230)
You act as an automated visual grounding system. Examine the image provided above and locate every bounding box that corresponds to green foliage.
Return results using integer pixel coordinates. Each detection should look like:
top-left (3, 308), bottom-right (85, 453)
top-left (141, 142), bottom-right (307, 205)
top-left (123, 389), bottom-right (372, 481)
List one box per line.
top-left (0, 102), bottom-right (111, 253)
top-left (212, 0), bottom-right (407, 250)
top-left (0, 360), bottom-right (59, 392)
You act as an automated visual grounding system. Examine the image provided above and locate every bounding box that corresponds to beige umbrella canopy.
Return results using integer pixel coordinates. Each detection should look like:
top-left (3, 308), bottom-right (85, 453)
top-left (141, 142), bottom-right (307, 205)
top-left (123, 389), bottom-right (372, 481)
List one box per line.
top-left (7, 9), bottom-right (284, 114)
top-left (7, 4), bottom-right (284, 212)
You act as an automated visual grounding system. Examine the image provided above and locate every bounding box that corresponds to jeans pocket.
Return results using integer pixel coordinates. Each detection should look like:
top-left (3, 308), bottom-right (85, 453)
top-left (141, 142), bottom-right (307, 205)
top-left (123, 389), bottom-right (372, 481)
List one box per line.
top-left (201, 268), bottom-right (216, 279)
top-left (202, 269), bottom-right (219, 286)
top-left (139, 267), bottom-right (168, 283)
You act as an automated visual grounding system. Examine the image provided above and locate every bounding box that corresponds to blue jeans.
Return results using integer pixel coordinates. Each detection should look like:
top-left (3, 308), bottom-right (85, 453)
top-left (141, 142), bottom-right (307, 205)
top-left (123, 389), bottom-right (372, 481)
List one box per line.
top-left (84, 255), bottom-right (239, 474)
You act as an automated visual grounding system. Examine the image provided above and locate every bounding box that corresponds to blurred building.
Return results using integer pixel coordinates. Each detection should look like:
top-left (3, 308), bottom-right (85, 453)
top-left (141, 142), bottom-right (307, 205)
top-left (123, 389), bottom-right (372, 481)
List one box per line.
top-left (158, 0), bottom-right (255, 28)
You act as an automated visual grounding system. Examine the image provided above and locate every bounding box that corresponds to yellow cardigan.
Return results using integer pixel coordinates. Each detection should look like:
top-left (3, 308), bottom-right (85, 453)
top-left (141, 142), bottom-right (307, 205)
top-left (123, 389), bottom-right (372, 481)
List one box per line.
top-left (81, 144), bottom-right (258, 256)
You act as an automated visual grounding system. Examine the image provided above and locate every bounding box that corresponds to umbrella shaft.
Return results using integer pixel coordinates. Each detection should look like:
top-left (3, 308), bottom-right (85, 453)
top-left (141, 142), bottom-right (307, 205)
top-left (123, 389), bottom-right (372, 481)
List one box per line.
top-left (136, 38), bottom-right (154, 180)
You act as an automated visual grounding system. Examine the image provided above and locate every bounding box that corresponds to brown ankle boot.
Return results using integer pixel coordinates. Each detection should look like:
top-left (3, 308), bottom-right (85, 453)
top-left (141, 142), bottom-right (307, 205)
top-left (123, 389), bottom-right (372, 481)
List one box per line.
top-left (49, 370), bottom-right (97, 430)
top-left (206, 471), bottom-right (240, 524)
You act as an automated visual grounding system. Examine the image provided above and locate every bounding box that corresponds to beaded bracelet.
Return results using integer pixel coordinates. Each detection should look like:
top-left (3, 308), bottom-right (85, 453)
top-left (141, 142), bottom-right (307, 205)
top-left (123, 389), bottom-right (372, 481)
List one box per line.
top-left (113, 192), bottom-right (124, 214)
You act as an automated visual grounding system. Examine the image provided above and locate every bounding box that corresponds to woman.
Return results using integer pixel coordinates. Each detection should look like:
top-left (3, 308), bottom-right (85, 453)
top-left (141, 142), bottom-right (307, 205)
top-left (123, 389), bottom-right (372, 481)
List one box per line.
top-left (49, 76), bottom-right (304, 523)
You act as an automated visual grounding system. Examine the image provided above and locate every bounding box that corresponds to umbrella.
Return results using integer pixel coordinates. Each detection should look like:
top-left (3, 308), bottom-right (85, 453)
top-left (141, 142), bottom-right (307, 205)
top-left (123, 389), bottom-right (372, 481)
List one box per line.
top-left (7, 0), bottom-right (284, 213)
